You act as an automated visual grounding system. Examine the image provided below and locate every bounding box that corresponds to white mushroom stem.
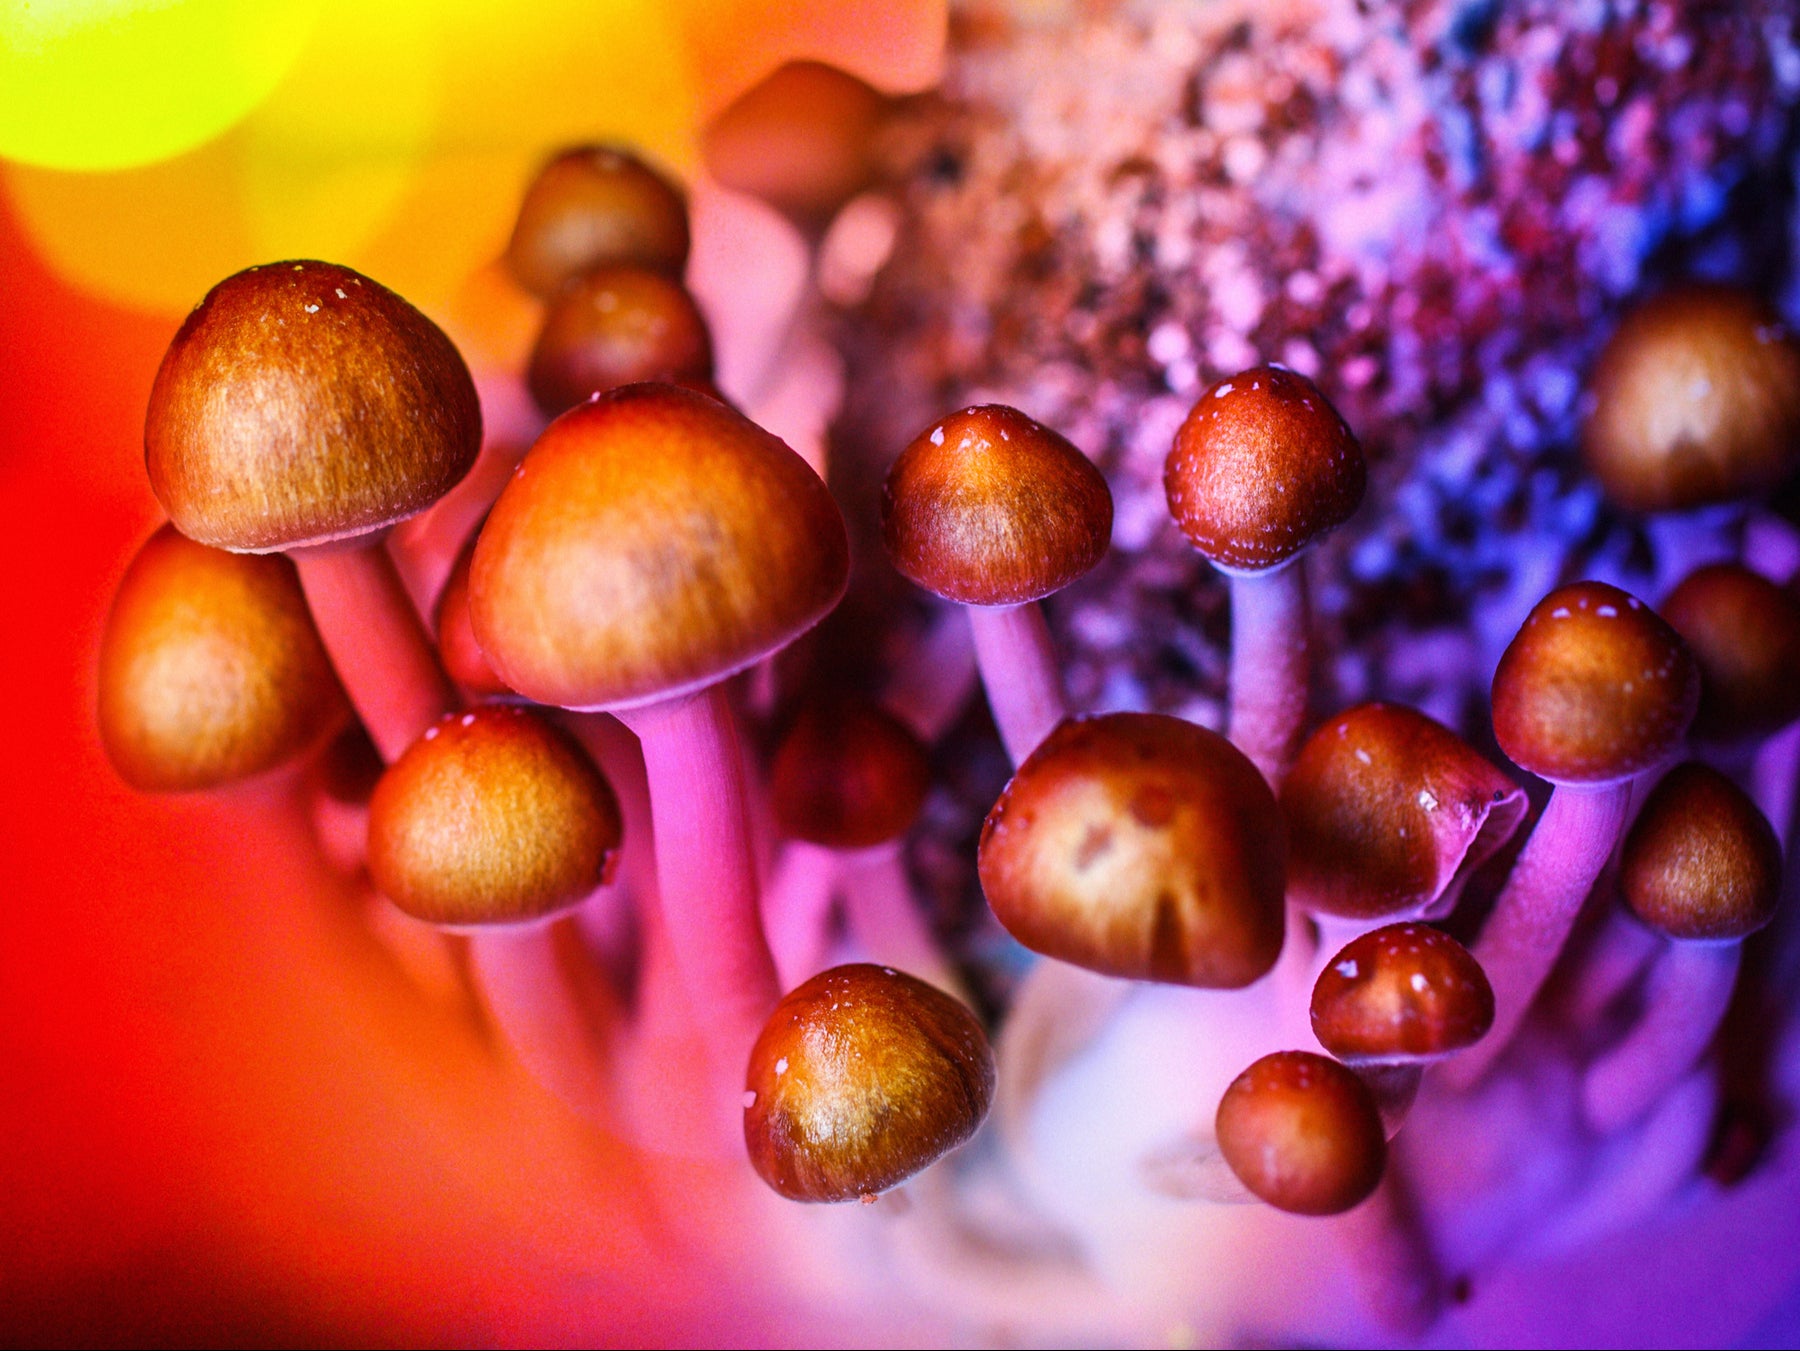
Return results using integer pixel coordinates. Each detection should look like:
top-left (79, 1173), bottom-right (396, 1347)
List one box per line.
top-left (967, 602), bottom-right (1069, 766)
top-left (1227, 560), bottom-right (1310, 788)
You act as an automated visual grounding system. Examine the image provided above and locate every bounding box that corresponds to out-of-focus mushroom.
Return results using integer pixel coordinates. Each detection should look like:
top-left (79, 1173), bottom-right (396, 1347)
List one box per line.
top-left (1659, 562), bottom-right (1800, 744)
top-left (506, 146), bottom-right (690, 298)
top-left (526, 265), bottom-right (715, 418)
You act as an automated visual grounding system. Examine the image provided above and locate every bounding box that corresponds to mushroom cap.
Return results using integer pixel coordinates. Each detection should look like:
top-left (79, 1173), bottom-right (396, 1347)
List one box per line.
top-left (1491, 581), bottom-right (1698, 786)
top-left (1164, 365), bottom-right (1366, 574)
top-left (469, 383), bottom-right (849, 711)
top-left (881, 404), bottom-right (1113, 606)
top-left (1659, 563), bottom-right (1800, 744)
top-left (1281, 703), bottom-right (1526, 920)
top-left (978, 712), bottom-right (1286, 989)
top-left (1581, 283), bottom-right (1800, 513)
top-left (505, 145), bottom-right (690, 298)
top-left (526, 265), bottom-right (715, 419)
top-left (770, 697), bottom-right (932, 850)
top-left (367, 705), bottom-right (622, 927)
top-left (435, 531), bottom-right (513, 699)
top-left (1621, 762), bottom-right (1781, 943)
top-left (1310, 923), bottom-right (1495, 1065)
top-left (98, 525), bottom-right (349, 791)
top-left (145, 261), bottom-right (481, 554)
top-left (743, 963), bottom-right (995, 1203)
top-left (1215, 1050), bottom-right (1387, 1216)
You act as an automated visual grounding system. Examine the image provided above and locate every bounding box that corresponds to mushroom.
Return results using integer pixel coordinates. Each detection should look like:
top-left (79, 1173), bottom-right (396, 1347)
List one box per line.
top-left (1448, 581), bottom-right (1698, 1088)
top-left (1658, 562), bottom-right (1800, 745)
top-left (1583, 762), bottom-right (1781, 1132)
top-left (1164, 365), bottom-right (1366, 785)
top-left (144, 260), bottom-right (481, 762)
top-left (99, 525), bottom-right (349, 791)
top-left (978, 712), bottom-right (1286, 989)
top-left (435, 530), bottom-right (513, 700)
top-left (506, 145), bottom-right (690, 299)
top-left (882, 404), bottom-right (1113, 765)
top-left (526, 265), bottom-right (715, 419)
top-left (742, 963), bottom-right (995, 1202)
top-left (469, 382), bottom-right (848, 1063)
top-left (1215, 1050), bottom-right (1386, 1216)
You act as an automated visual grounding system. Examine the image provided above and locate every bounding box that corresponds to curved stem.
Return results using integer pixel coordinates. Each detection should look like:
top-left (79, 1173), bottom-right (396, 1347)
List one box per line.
top-left (1228, 561), bottom-right (1310, 788)
top-left (1447, 781), bottom-right (1633, 1090)
top-left (841, 845), bottom-right (964, 999)
top-left (966, 602), bottom-right (1067, 766)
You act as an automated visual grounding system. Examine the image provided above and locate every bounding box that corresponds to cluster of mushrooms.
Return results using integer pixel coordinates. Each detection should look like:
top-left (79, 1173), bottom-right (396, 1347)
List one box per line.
top-left (97, 122), bottom-right (1800, 1328)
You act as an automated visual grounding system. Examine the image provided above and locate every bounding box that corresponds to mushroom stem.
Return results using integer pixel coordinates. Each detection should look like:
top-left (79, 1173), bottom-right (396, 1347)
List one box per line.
top-left (1356, 1063), bottom-right (1424, 1137)
top-left (1333, 1172), bottom-right (1442, 1339)
top-left (615, 683), bottom-right (782, 1063)
top-left (1752, 720), bottom-right (1800, 849)
top-left (966, 602), bottom-right (1068, 766)
top-left (1227, 561), bottom-right (1309, 787)
top-left (1564, 907), bottom-right (1660, 1029)
top-left (293, 545), bottom-right (456, 762)
top-left (761, 840), bottom-right (840, 988)
top-left (1447, 781), bottom-right (1634, 1089)
top-left (841, 845), bottom-right (964, 999)
top-left (1582, 940), bottom-right (1741, 1134)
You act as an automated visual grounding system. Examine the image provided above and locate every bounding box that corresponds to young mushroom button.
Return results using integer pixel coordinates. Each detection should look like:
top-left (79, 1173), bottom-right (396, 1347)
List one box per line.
top-left (1215, 1051), bottom-right (1387, 1217)
top-left (526, 265), bottom-right (715, 419)
top-left (1659, 563), bottom-right (1800, 745)
top-left (505, 145), bottom-right (691, 299)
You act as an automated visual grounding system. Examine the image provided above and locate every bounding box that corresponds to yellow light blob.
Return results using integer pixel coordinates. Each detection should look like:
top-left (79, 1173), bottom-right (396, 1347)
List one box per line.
top-left (0, 0), bottom-right (321, 171)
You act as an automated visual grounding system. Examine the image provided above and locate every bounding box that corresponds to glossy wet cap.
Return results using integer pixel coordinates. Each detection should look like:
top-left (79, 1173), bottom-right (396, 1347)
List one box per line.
top-left (526, 265), bottom-right (714, 418)
top-left (770, 697), bottom-right (932, 850)
top-left (99, 525), bottom-right (349, 791)
top-left (743, 963), bottom-right (995, 1203)
top-left (506, 145), bottom-right (690, 297)
top-left (435, 530), bottom-right (512, 699)
top-left (978, 712), bottom-right (1286, 989)
top-left (1660, 563), bottom-right (1800, 744)
top-left (146, 261), bottom-right (481, 553)
top-left (882, 405), bottom-right (1113, 606)
top-left (1215, 1051), bottom-right (1387, 1216)
top-left (470, 383), bottom-right (849, 711)
top-left (1165, 365), bottom-right (1365, 573)
top-left (1311, 924), bottom-right (1495, 1065)
top-left (1582, 284), bottom-right (1800, 513)
top-left (368, 705), bottom-right (622, 927)
top-left (1281, 703), bottom-right (1526, 920)
top-left (1491, 581), bottom-right (1698, 786)
top-left (1621, 762), bottom-right (1781, 943)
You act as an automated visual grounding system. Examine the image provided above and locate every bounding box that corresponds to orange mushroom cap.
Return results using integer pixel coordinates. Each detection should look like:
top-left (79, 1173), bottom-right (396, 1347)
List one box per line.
top-left (1164, 365), bottom-right (1365, 574)
top-left (1491, 581), bottom-right (1698, 786)
top-left (435, 531), bottom-right (513, 700)
top-left (978, 712), bottom-right (1286, 989)
top-left (1659, 562), bottom-right (1800, 744)
top-left (98, 525), bottom-right (349, 791)
top-left (526, 265), bottom-right (715, 419)
top-left (1311, 923), bottom-right (1495, 1065)
top-left (506, 145), bottom-right (690, 299)
top-left (469, 383), bottom-right (849, 711)
top-left (881, 405), bottom-right (1113, 607)
top-left (743, 963), bottom-right (995, 1203)
top-left (1620, 762), bottom-right (1782, 943)
top-left (770, 697), bottom-right (932, 851)
top-left (1215, 1051), bottom-right (1387, 1216)
top-left (145, 261), bottom-right (481, 554)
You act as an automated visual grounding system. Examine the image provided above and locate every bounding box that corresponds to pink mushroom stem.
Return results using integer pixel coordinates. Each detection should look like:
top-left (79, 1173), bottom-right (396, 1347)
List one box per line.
top-left (294, 545), bottom-right (457, 762)
top-left (966, 602), bottom-right (1069, 766)
top-left (1228, 562), bottom-right (1309, 787)
top-left (1582, 940), bottom-right (1741, 1134)
top-left (1333, 1173), bottom-right (1442, 1339)
top-left (841, 845), bottom-right (965, 999)
top-left (1447, 781), bottom-right (1633, 1089)
top-left (1564, 906), bottom-right (1661, 1028)
top-left (761, 841), bottom-right (840, 988)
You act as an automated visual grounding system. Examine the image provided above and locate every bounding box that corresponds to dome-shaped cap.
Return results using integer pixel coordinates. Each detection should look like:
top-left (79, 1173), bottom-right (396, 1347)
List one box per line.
top-left (526, 265), bottom-right (714, 418)
top-left (368, 705), bottom-right (622, 927)
top-left (1310, 923), bottom-right (1494, 1065)
top-left (435, 531), bottom-right (512, 699)
top-left (145, 261), bottom-right (481, 553)
top-left (1491, 581), bottom-right (1698, 785)
top-left (1281, 703), bottom-right (1526, 920)
top-left (1621, 762), bottom-right (1781, 943)
top-left (506, 145), bottom-right (690, 298)
top-left (1660, 563), bottom-right (1800, 744)
top-left (743, 963), bottom-right (995, 1203)
top-left (770, 696), bottom-right (932, 850)
top-left (469, 383), bottom-right (849, 711)
top-left (882, 405), bottom-right (1113, 606)
top-left (1582, 284), bottom-right (1800, 513)
top-left (978, 712), bottom-right (1286, 989)
top-left (99, 526), bottom-right (349, 791)
top-left (1164, 365), bottom-right (1365, 573)
top-left (1215, 1051), bottom-right (1386, 1216)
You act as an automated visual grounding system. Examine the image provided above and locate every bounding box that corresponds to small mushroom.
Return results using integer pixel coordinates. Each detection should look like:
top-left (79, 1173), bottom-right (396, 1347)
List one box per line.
top-left (1659, 562), bottom-right (1800, 744)
top-left (1215, 1050), bottom-right (1387, 1216)
top-left (435, 529), bottom-right (513, 700)
top-left (506, 145), bottom-right (690, 298)
top-left (526, 265), bottom-right (715, 418)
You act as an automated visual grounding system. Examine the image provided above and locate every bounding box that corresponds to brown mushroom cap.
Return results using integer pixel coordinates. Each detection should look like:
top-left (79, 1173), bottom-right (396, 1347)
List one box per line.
top-left (526, 265), bottom-right (715, 418)
top-left (367, 705), bottom-right (622, 926)
top-left (469, 383), bottom-right (849, 710)
top-left (1311, 923), bottom-right (1495, 1065)
top-left (145, 261), bottom-right (481, 554)
top-left (1581, 283), bottom-right (1800, 513)
top-left (978, 712), bottom-right (1286, 989)
top-left (881, 405), bottom-right (1113, 606)
top-left (743, 963), bottom-right (995, 1203)
top-left (505, 145), bottom-right (690, 298)
top-left (1621, 762), bottom-right (1782, 943)
top-left (1659, 563), bottom-right (1800, 744)
top-left (1491, 581), bottom-right (1699, 786)
top-left (99, 525), bottom-right (349, 791)
top-left (1164, 365), bottom-right (1365, 574)
top-left (1281, 703), bottom-right (1526, 920)
top-left (770, 697), bottom-right (932, 850)
top-left (435, 531), bottom-right (513, 699)
top-left (1215, 1051), bottom-right (1386, 1216)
